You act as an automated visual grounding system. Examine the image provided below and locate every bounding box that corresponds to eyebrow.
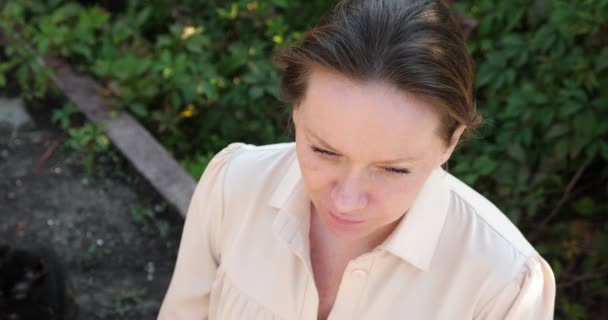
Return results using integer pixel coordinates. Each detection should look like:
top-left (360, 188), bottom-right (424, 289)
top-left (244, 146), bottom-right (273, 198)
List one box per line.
top-left (305, 128), bottom-right (419, 164)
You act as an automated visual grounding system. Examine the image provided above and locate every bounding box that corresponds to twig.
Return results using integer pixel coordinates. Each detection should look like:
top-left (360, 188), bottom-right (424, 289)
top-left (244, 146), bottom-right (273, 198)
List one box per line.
top-left (558, 267), bottom-right (608, 289)
top-left (538, 157), bottom-right (592, 229)
top-left (33, 138), bottom-right (62, 175)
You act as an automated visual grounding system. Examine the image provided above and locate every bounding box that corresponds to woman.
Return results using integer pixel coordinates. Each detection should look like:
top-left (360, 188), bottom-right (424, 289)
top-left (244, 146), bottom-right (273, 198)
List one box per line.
top-left (158, 0), bottom-right (556, 319)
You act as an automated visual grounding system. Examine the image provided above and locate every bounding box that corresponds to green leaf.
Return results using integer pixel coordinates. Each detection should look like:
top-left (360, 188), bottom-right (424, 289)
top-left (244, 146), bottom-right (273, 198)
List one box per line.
top-left (249, 86), bottom-right (264, 99)
top-left (156, 35), bottom-right (172, 48)
top-left (129, 102), bottom-right (148, 117)
top-left (135, 7), bottom-right (152, 28)
top-left (475, 64), bottom-right (495, 88)
top-left (186, 41), bottom-right (203, 53)
top-left (573, 111), bottom-right (597, 138)
top-left (554, 139), bottom-right (569, 159)
top-left (461, 173), bottom-right (479, 186)
top-left (507, 144), bottom-right (526, 163)
top-left (596, 48), bottom-right (608, 71)
top-left (568, 137), bottom-right (586, 159)
top-left (477, 16), bottom-right (493, 36)
top-left (544, 124), bottom-right (570, 140)
top-left (273, 0), bottom-right (289, 8)
top-left (72, 43), bottom-right (93, 61)
top-left (558, 101), bottom-right (583, 118)
top-left (573, 197), bottom-right (596, 216)
top-left (474, 155), bottom-right (497, 176)
top-left (601, 142), bottom-right (608, 160)
top-left (200, 82), bottom-right (219, 101)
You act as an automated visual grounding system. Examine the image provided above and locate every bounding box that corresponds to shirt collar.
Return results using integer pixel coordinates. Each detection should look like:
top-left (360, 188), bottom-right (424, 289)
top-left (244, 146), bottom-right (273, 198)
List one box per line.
top-left (378, 168), bottom-right (451, 271)
top-left (269, 158), bottom-right (312, 265)
top-left (269, 153), bottom-right (451, 272)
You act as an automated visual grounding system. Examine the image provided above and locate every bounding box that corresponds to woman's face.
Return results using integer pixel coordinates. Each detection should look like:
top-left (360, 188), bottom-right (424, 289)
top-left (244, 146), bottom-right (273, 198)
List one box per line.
top-left (293, 67), bottom-right (461, 243)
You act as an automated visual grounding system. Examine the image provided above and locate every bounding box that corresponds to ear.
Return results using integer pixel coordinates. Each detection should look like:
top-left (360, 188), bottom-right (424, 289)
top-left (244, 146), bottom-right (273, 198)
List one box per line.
top-left (291, 106), bottom-right (299, 125)
top-left (438, 126), bottom-right (465, 167)
top-left (291, 104), bottom-right (304, 130)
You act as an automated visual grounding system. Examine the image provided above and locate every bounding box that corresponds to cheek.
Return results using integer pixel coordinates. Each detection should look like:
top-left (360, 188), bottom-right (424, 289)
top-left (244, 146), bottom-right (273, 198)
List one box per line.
top-left (371, 174), bottom-right (429, 220)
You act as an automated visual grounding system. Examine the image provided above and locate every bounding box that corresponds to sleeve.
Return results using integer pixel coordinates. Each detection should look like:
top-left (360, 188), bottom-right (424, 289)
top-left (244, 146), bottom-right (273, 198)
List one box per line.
top-left (157, 143), bottom-right (244, 320)
top-left (475, 255), bottom-right (556, 320)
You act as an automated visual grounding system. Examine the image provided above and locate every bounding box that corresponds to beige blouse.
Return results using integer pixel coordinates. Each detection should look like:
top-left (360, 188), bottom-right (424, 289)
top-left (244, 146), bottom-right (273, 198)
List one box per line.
top-left (158, 143), bottom-right (555, 319)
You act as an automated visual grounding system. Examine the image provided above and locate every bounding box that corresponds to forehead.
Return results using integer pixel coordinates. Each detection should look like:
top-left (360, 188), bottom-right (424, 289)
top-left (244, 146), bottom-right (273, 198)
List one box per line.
top-left (299, 68), bottom-right (443, 160)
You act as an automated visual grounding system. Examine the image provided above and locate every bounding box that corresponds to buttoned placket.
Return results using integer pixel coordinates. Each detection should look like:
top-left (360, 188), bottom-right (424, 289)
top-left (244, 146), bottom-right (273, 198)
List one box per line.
top-left (327, 251), bottom-right (379, 320)
top-left (273, 208), bottom-right (321, 320)
top-left (277, 210), bottom-right (382, 319)
top-left (269, 160), bottom-right (402, 319)
top-left (270, 177), bottom-right (321, 320)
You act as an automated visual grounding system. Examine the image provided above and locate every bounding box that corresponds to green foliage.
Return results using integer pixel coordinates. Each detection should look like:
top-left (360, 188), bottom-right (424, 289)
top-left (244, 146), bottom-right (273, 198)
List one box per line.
top-left (50, 101), bottom-right (121, 176)
top-left (454, 0), bottom-right (608, 317)
top-left (1, 0), bottom-right (329, 158)
top-left (1, 0), bottom-right (607, 317)
top-left (129, 204), bottom-right (171, 240)
top-left (0, 0), bottom-right (327, 170)
top-left (0, 1), bottom-right (63, 98)
top-left (65, 122), bottom-right (110, 175)
top-left (180, 151), bottom-right (215, 180)
top-left (113, 287), bottom-right (148, 317)
top-left (51, 101), bottom-right (78, 128)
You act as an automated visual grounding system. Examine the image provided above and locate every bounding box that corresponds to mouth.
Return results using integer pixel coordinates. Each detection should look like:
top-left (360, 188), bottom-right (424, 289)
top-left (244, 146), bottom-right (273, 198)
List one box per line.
top-left (328, 210), bottom-right (364, 225)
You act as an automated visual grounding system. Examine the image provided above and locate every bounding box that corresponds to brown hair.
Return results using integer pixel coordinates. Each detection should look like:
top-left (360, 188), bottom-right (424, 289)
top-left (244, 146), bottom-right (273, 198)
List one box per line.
top-left (274, 0), bottom-right (482, 144)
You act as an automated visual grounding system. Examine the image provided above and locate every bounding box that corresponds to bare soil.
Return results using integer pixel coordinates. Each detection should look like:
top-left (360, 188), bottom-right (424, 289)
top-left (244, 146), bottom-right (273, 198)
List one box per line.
top-left (0, 100), bottom-right (184, 319)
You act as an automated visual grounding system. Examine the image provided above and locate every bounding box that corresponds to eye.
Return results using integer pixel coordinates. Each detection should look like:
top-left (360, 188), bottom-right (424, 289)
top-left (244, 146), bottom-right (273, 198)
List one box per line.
top-left (382, 167), bottom-right (411, 175)
top-left (311, 146), bottom-right (338, 157)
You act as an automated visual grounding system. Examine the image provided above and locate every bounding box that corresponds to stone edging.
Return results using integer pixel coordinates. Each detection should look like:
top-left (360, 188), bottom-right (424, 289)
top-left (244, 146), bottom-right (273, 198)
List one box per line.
top-left (45, 57), bottom-right (195, 217)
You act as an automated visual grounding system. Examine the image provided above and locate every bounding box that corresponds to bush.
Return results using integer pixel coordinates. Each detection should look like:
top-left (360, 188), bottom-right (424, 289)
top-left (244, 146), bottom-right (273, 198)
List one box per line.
top-left (0, 0), bottom-right (332, 172)
top-left (453, 0), bottom-right (608, 318)
top-left (1, 0), bottom-right (607, 318)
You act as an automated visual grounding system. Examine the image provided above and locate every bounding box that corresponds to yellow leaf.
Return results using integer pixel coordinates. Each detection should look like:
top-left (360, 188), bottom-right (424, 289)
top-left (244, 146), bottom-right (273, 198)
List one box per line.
top-left (181, 26), bottom-right (202, 40)
top-left (100, 135), bottom-right (109, 146)
top-left (247, 2), bottom-right (259, 11)
top-left (180, 104), bottom-right (196, 118)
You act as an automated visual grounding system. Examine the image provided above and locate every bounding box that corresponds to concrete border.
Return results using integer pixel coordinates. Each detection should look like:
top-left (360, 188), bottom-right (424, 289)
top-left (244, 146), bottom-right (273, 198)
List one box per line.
top-left (45, 58), bottom-right (195, 217)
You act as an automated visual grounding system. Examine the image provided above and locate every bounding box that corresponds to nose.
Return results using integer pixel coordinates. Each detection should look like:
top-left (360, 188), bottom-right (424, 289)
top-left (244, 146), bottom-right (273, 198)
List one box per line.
top-left (331, 171), bottom-right (368, 213)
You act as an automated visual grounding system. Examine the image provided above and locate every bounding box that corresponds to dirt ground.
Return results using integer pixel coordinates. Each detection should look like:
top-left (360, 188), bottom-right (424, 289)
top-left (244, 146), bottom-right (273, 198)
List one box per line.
top-left (0, 99), bottom-right (184, 319)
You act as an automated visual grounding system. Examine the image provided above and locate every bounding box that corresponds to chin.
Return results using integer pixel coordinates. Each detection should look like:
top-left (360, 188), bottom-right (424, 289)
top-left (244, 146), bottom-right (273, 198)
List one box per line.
top-left (318, 208), bottom-right (371, 239)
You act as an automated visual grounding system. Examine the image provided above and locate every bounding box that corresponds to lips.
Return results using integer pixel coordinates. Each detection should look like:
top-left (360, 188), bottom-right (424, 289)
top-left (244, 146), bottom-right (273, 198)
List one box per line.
top-left (328, 210), bottom-right (364, 225)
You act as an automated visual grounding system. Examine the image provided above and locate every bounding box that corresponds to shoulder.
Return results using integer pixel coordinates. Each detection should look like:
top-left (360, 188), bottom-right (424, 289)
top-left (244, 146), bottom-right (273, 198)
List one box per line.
top-left (220, 142), bottom-right (297, 189)
top-left (202, 141), bottom-right (298, 244)
top-left (209, 142), bottom-right (298, 215)
top-left (223, 142), bottom-right (296, 172)
top-left (198, 142), bottom-right (297, 213)
top-left (442, 171), bottom-right (535, 258)
top-left (436, 172), bottom-right (550, 310)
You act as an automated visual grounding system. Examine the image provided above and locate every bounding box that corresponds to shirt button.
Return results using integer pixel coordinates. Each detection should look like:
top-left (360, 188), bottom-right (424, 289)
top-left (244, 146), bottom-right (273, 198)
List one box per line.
top-left (351, 268), bottom-right (368, 279)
